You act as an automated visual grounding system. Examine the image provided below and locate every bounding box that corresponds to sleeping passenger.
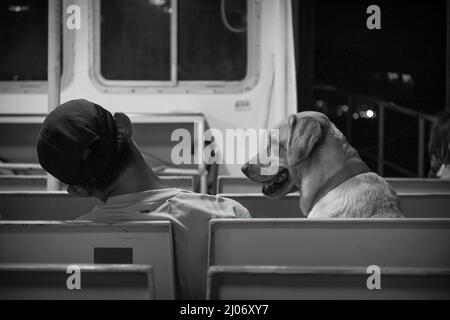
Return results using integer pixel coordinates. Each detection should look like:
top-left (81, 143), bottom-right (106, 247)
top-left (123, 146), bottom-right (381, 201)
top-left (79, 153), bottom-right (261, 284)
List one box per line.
top-left (36, 99), bottom-right (250, 299)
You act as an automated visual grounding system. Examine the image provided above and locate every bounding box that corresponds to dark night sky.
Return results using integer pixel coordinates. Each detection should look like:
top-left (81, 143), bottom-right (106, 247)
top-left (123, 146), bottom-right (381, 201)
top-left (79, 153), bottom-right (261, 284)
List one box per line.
top-left (310, 0), bottom-right (448, 176)
top-left (314, 0), bottom-right (447, 114)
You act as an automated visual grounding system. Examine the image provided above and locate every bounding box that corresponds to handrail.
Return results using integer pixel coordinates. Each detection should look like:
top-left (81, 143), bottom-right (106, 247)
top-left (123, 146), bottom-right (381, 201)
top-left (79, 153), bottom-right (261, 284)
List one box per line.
top-left (314, 84), bottom-right (439, 177)
top-left (315, 84), bottom-right (438, 122)
top-left (47, 0), bottom-right (61, 191)
top-left (0, 163), bottom-right (43, 170)
top-left (377, 102), bottom-right (437, 177)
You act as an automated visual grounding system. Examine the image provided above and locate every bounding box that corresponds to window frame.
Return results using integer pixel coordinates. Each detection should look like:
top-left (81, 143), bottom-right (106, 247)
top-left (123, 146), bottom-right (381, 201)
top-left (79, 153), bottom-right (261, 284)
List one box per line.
top-left (90, 0), bottom-right (261, 94)
top-left (0, 0), bottom-right (74, 94)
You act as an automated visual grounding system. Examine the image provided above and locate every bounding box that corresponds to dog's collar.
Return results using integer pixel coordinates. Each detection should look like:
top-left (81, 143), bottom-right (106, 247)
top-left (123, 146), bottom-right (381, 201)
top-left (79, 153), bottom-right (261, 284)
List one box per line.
top-left (306, 160), bottom-right (371, 215)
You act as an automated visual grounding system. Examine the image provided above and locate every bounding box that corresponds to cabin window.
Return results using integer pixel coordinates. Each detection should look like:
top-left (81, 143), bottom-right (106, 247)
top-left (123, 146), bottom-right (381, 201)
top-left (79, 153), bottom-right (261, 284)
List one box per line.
top-left (177, 0), bottom-right (247, 81)
top-left (0, 0), bottom-right (72, 93)
top-left (96, 0), bottom-right (258, 92)
top-left (0, 1), bottom-right (48, 81)
top-left (100, 0), bottom-right (171, 81)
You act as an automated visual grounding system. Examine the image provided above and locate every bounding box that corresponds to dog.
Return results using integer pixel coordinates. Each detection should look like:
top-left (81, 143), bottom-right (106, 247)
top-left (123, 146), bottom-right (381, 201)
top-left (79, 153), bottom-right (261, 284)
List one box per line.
top-left (241, 111), bottom-right (404, 218)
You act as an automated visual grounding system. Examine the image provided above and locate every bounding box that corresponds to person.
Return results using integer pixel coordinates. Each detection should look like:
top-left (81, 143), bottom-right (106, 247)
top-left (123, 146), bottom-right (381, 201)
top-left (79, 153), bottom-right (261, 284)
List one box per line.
top-left (428, 111), bottom-right (450, 179)
top-left (36, 99), bottom-right (250, 299)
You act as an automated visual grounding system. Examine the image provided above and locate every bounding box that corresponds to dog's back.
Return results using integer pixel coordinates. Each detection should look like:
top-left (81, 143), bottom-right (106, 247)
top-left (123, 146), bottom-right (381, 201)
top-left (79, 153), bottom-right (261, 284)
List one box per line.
top-left (308, 172), bottom-right (404, 218)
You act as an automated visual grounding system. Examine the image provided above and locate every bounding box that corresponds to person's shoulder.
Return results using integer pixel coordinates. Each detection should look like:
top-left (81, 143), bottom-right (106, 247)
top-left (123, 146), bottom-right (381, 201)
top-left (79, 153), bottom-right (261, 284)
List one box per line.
top-left (76, 210), bottom-right (97, 221)
top-left (215, 194), bottom-right (252, 218)
top-left (169, 190), bottom-right (251, 218)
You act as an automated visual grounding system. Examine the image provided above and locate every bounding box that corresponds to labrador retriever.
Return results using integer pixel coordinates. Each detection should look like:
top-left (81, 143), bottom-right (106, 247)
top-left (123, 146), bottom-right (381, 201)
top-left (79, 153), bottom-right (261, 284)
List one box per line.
top-left (241, 111), bottom-right (403, 218)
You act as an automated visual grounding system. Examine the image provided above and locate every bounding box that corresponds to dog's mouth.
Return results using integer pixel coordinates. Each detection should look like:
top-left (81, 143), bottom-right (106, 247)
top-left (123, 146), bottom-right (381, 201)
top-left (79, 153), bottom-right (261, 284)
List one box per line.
top-left (262, 168), bottom-right (293, 198)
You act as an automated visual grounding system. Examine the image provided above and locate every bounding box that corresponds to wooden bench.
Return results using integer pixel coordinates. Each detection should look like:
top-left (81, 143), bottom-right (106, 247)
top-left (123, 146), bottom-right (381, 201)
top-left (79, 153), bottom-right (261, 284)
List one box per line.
top-left (217, 193), bottom-right (450, 218)
top-left (387, 178), bottom-right (450, 194)
top-left (0, 176), bottom-right (47, 191)
top-left (217, 176), bottom-right (261, 194)
top-left (0, 175), bottom-right (194, 192)
top-left (209, 219), bottom-right (450, 268)
top-left (207, 266), bottom-right (450, 300)
top-left (0, 192), bottom-right (101, 220)
top-left (0, 115), bottom-right (206, 191)
top-left (217, 176), bottom-right (450, 194)
top-left (0, 221), bottom-right (175, 299)
top-left (0, 263), bottom-right (155, 300)
top-left (1, 191), bottom-right (448, 221)
top-left (0, 177), bottom-right (193, 220)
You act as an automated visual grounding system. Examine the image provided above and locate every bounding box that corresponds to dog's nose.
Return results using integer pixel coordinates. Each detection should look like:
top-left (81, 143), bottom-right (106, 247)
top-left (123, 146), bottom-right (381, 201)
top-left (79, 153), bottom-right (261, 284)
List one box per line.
top-left (241, 164), bottom-right (249, 174)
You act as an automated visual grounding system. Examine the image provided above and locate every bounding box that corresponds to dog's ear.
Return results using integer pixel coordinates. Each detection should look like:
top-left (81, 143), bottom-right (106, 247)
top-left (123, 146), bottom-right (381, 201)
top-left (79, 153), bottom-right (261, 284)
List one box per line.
top-left (287, 115), bottom-right (324, 166)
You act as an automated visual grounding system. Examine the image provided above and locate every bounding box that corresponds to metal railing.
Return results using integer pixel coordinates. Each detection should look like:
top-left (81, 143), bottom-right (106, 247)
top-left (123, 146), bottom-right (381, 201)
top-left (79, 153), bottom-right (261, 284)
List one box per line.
top-left (315, 85), bottom-right (439, 177)
top-left (376, 101), bottom-right (437, 177)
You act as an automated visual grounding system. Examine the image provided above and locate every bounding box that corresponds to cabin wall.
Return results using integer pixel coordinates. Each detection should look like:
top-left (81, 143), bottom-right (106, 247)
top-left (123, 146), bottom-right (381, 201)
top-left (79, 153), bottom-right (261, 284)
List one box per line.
top-left (0, 0), bottom-right (297, 176)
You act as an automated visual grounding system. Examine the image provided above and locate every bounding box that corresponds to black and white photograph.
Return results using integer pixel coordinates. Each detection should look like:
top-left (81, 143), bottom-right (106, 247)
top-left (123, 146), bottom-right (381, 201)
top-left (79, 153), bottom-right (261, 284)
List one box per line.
top-left (0, 0), bottom-right (449, 308)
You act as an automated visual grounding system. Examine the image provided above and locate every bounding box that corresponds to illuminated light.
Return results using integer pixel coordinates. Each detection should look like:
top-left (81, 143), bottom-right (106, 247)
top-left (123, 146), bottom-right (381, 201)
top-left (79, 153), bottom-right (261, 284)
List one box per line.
top-left (402, 74), bottom-right (413, 83)
top-left (8, 5), bottom-right (30, 12)
top-left (352, 113), bottom-right (359, 120)
top-left (387, 72), bottom-right (399, 81)
top-left (149, 0), bottom-right (166, 6)
top-left (366, 109), bottom-right (374, 118)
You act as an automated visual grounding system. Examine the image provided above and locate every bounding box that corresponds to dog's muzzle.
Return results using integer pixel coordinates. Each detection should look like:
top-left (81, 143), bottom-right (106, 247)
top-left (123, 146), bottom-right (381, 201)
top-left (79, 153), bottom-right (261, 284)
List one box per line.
top-left (241, 163), bottom-right (295, 198)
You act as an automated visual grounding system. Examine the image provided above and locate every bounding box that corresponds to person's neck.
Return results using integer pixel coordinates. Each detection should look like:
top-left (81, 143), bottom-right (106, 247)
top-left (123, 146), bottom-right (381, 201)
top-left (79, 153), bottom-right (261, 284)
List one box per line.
top-left (104, 158), bottom-right (167, 201)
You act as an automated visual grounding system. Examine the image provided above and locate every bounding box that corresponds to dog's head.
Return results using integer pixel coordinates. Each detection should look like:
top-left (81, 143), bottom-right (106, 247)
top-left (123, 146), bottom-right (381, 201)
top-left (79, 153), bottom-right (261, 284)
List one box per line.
top-left (241, 111), bottom-right (329, 198)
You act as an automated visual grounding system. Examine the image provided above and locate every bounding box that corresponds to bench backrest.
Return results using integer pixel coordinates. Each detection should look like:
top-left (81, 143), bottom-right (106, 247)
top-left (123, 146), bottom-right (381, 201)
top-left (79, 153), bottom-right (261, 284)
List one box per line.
top-left (0, 120), bottom-right (199, 170)
top-left (387, 178), bottom-right (450, 194)
top-left (217, 193), bottom-right (450, 218)
top-left (0, 175), bottom-right (194, 192)
top-left (217, 176), bottom-right (260, 194)
top-left (207, 266), bottom-right (450, 300)
top-left (217, 176), bottom-right (450, 195)
top-left (218, 194), bottom-right (301, 217)
top-left (0, 263), bottom-right (155, 300)
top-left (209, 219), bottom-right (450, 268)
top-left (0, 221), bottom-right (175, 299)
top-left (0, 192), bottom-right (101, 220)
top-left (0, 180), bottom-right (191, 220)
top-left (0, 176), bottom-right (46, 191)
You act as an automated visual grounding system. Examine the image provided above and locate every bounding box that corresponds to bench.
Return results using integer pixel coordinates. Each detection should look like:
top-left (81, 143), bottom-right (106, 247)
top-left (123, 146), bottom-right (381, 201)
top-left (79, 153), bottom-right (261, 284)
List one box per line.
top-left (209, 219), bottom-right (450, 268)
top-left (217, 176), bottom-right (450, 194)
top-left (1, 191), bottom-right (448, 221)
top-left (396, 194), bottom-right (450, 218)
top-left (207, 266), bottom-right (450, 300)
top-left (217, 193), bottom-right (300, 217)
top-left (0, 178), bottom-right (192, 220)
top-left (0, 176), bottom-right (47, 191)
top-left (0, 175), bottom-right (194, 192)
top-left (387, 178), bottom-right (450, 194)
top-left (0, 263), bottom-right (155, 300)
top-left (0, 115), bottom-right (206, 192)
top-left (0, 221), bottom-right (175, 299)
top-left (0, 192), bottom-right (101, 220)
top-left (217, 193), bottom-right (450, 218)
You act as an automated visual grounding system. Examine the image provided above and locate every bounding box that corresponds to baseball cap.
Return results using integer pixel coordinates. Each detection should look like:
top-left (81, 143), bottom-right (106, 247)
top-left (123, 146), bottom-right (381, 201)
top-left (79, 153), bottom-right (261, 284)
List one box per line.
top-left (37, 99), bottom-right (117, 186)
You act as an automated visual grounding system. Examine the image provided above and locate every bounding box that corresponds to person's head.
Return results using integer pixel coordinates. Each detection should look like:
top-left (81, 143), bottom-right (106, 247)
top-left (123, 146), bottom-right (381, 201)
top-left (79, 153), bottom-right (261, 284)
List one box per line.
top-left (428, 111), bottom-right (450, 178)
top-left (37, 99), bottom-right (138, 200)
